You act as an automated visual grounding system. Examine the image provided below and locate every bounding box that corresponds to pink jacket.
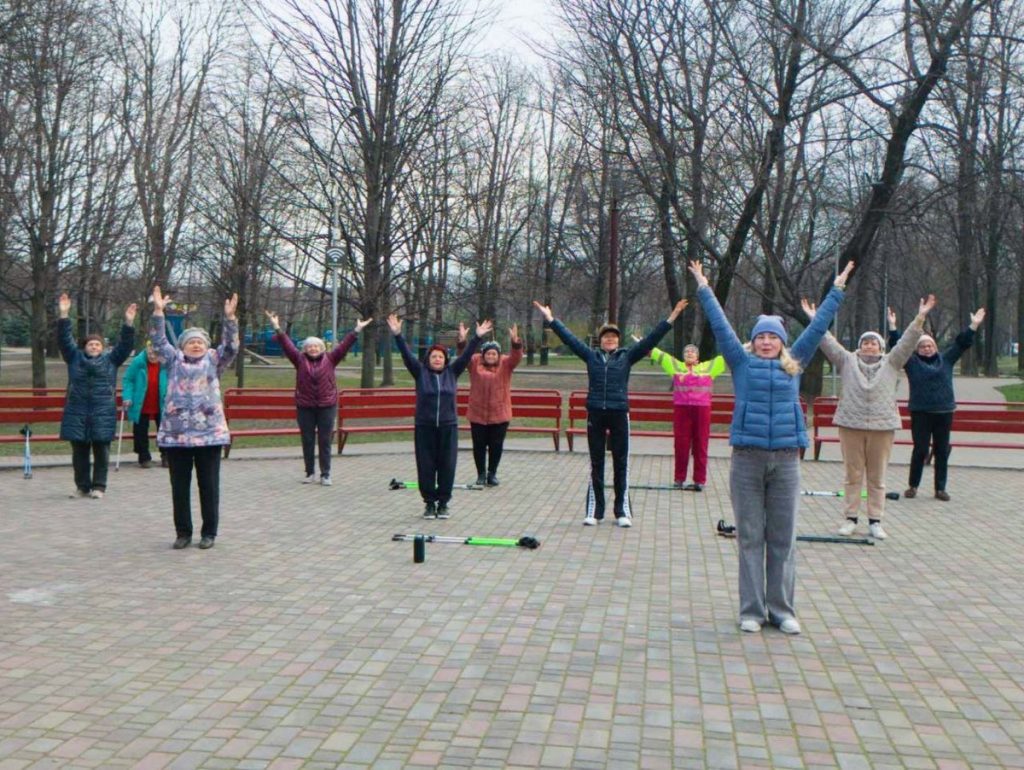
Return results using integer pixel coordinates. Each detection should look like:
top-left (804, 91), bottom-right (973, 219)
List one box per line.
top-left (461, 341), bottom-right (524, 424)
top-left (650, 347), bottom-right (726, 406)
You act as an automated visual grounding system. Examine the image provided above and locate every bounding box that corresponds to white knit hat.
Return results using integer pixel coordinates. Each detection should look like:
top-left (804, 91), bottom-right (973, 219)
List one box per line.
top-left (302, 336), bottom-right (326, 352)
top-left (178, 327), bottom-right (211, 349)
top-left (857, 331), bottom-right (885, 350)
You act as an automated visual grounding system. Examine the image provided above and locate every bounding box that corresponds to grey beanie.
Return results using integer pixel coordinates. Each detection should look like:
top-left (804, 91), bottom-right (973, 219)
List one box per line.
top-left (858, 331), bottom-right (886, 350)
top-left (178, 327), bottom-right (211, 349)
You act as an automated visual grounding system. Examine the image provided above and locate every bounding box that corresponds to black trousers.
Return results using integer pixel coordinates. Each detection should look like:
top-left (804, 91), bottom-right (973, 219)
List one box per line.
top-left (71, 441), bottom-right (110, 492)
top-left (166, 446), bottom-right (222, 538)
top-left (132, 411), bottom-right (162, 463)
top-left (909, 411), bottom-right (954, 491)
top-left (296, 405), bottom-right (337, 477)
top-left (470, 421), bottom-right (509, 477)
top-left (414, 424), bottom-right (458, 505)
top-left (586, 409), bottom-right (631, 520)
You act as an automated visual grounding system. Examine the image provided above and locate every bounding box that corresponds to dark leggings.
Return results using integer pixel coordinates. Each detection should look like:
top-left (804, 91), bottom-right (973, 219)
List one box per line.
top-left (470, 422), bottom-right (509, 477)
top-left (908, 411), bottom-right (954, 491)
top-left (71, 441), bottom-right (110, 492)
top-left (296, 405), bottom-right (337, 477)
top-left (166, 446), bottom-right (222, 538)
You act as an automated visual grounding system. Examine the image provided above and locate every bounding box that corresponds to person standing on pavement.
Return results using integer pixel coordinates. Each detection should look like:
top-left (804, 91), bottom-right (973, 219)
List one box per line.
top-left (643, 329), bottom-right (726, 491)
top-left (691, 259), bottom-right (853, 635)
top-left (532, 298), bottom-right (687, 528)
top-left (804, 294), bottom-right (936, 540)
top-left (456, 322), bottom-right (524, 487)
top-left (150, 286), bottom-right (238, 551)
top-left (265, 311), bottom-right (373, 486)
top-left (121, 343), bottom-right (168, 468)
top-left (388, 314), bottom-right (491, 519)
top-left (57, 292), bottom-right (137, 499)
top-left (888, 306), bottom-right (986, 502)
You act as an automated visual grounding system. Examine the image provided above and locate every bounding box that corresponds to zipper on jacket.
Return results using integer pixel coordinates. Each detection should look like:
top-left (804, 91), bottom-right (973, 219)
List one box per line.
top-left (435, 372), bottom-right (441, 426)
top-left (602, 353), bottom-right (609, 409)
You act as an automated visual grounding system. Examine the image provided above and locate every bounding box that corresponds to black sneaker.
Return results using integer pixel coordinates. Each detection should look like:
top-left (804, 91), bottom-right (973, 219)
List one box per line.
top-left (172, 536), bottom-right (192, 550)
top-left (423, 501), bottom-right (437, 519)
top-left (486, 474), bottom-right (499, 487)
top-left (436, 504), bottom-right (451, 519)
top-left (198, 536), bottom-right (215, 550)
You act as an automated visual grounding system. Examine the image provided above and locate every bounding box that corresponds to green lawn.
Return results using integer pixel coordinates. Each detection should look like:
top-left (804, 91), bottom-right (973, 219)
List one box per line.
top-left (996, 381), bottom-right (1024, 403)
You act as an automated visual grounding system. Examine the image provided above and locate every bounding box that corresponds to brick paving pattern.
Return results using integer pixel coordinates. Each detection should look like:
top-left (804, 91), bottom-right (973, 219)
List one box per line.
top-left (1, 447), bottom-right (1022, 769)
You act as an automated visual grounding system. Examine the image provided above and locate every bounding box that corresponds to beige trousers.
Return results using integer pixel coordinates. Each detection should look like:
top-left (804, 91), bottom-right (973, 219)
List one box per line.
top-left (838, 427), bottom-right (894, 520)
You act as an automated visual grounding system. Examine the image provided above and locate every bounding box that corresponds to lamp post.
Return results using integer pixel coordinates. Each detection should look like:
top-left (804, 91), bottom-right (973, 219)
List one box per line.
top-left (325, 247), bottom-right (343, 348)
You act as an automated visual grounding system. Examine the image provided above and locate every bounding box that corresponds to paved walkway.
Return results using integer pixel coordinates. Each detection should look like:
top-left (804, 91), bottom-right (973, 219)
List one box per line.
top-left (1, 446), bottom-right (1023, 770)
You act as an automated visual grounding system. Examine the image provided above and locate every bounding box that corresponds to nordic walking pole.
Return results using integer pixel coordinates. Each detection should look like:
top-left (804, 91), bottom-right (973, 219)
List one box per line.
top-left (388, 478), bottom-right (483, 491)
top-left (20, 425), bottom-right (32, 479)
top-left (115, 406), bottom-right (126, 472)
top-left (803, 489), bottom-right (900, 501)
top-left (716, 520), bottom-right (873, 545)
top-left (392, 533), bottom-right (541, 549)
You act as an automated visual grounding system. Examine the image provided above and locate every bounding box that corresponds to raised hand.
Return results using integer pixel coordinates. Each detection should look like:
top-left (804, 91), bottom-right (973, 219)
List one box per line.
top-left (458, 321), bottom-right (468, 343)
top-left (510, 323), bottom-right (519, 344)
top-left (887, 307), bottom-right (897, 330)
top-left (687, 260), bottom-right (709, 287)
top-left (124, 303), bottom-right (138, 325)
top-left (801, 298), bottom-right (817, 320)
top-left (355, 317), bottom-right (373, 333)
top-left (386, 314), bottom-right (402, 335)
top-left (476, 319), bottom-right (494, 338)
top-left (150, 286), bottom-right (172, 315)
top-left (919, 294), bottom-right (937, 315)
top-left (835, 261), bottom-right (855, 288)
top-left (667, 298), bottom-right (688, 322)
top-left (264, 310), bottom-right (281, 331)
top-left (970, 307), bottom-right (986, 330)
top-left (224, 293), bottom-right (239, 321)
top-left (532, 300), bottom-right (553, 322)
top-left (57, 292), bottom-right (72, 318)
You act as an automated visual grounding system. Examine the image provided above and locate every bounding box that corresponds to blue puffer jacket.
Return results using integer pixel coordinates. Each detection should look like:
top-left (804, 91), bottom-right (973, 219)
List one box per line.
top-left (395, 333), bottom-right (480, 426)
top-left (58, 318), bottom-right (135, 443)
top-left (550, 319), bottom-right (672, 411)
top-left (697, 285), bottom-right (845, 449)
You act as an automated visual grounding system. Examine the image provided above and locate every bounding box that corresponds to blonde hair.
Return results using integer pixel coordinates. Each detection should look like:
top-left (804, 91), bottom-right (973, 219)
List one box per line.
top-left (742, 342), bottom-right (802, 376)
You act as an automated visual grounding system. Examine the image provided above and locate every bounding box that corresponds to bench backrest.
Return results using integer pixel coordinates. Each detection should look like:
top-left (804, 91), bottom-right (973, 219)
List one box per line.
top-left (567, 390), bottom-right (742, 427)
top-left (338, 388), bottom-right (563, 423)
top-left (812, 397), bottom-right (1024, 433)
top-left (0, 390), bottom-right (70, 425)
top-left (223, 388), bottom-right (298, 421)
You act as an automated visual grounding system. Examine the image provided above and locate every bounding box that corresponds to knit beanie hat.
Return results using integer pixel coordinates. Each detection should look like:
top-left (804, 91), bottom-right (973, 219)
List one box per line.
top-left (858, 331), bottom-right (886, 350)
top-left (917, 334), bottom-right (936, 350)
top-left (750, 315), bottom-right (787, 344)
top-left (83, 334), bottom-right (104, 352)
top-left (178, 327), bottom-right (211, 349)
top-left (302, 336), bottom-right (326, 353)
top-left (480, 341), bottom-right (501, 355)
top-left (597, 323), bottom-right (621, 339)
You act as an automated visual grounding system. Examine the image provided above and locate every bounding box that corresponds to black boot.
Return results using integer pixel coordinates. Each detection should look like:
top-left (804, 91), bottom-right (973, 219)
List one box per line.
top-left (475, 474), bottom-right (487, 487)
top-left (486, 473), bottom-right (499, 487)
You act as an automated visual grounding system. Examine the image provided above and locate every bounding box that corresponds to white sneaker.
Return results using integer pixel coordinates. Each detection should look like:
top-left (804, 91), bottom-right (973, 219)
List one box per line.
top-left (779, 617), bottom-right (802, 635)
top-left (69, 490), bottom-right (89, 498)
top-left (616, 516), bottom-right (632, 528)
top-left (89, 490), bottom-right (105, 499)
top-left (837, 519), bottom-right (857, 536)
top-left (869, 522), bottom-right (888, 540)
top-left (302, 474), bottom-right (316, 484)
top-left (740, 619), bottom-right (762, 633)
top-left (320, 476), bottom-right (332, 486)
top-left (582, 516), bottom-right (597, 526)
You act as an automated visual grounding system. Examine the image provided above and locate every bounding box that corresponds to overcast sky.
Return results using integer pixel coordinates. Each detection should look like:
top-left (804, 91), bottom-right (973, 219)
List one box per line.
top-left (478, 0), bottom-right (559, 64)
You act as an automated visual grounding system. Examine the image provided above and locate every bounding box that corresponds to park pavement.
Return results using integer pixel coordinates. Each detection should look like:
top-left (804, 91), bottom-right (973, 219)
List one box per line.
top-left (1, 441), bottom-right (1023, 770)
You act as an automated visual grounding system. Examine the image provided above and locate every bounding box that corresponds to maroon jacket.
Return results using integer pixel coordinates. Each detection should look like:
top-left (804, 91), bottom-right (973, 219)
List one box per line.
top-left (277, 331), bottom-right (357, 408)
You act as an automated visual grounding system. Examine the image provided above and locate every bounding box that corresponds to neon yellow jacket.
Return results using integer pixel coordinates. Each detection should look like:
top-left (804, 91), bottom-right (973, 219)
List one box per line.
top-left (649, 347), bottom-right (725, 406)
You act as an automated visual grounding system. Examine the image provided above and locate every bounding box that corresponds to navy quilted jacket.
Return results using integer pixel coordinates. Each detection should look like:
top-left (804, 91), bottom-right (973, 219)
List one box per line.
top-left (58, 318), bottom-right (135, 442)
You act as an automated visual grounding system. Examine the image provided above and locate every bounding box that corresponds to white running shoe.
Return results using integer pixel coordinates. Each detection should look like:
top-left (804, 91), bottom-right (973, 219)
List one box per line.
top-left (302, 474), bottom-right (316, 484)
top-left (837, 519), bottom-right (857, 536)
top-left (868, 522), bottom-right (888, 540)
top-left (779, 617), bottom-right (802, 635)
top-left (616, 516), bottom-right (632, 528)
top-left (89, 490), bottom-right (105, 499)
top-left (69, 490), bottom-right (89, 498)
top-left (740, 619), bottom-right (762, 633)
top-left (582, 516), bottom-right (597, 526)
top-left (320, 476), bottom-right (332, 486)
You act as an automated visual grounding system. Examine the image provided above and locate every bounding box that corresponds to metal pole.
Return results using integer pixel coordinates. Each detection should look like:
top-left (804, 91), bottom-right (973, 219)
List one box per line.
top-left (326, 248), bottom-right (343, 348)
top-left (832, 241), bottom-right (839, 397)
top-left (609, 194), bottom-right (619, 325)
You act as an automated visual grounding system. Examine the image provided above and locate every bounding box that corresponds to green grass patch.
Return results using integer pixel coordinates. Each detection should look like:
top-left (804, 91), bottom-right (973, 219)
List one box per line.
top-left (996, 381), bottom-right (1024, 404)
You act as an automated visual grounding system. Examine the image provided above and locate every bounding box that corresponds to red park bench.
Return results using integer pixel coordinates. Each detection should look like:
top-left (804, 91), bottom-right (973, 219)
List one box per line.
top-left (222, 387), bottom-right (303, 458)
top-left (565, 391), bottom-right (807, 456)
top-left (0, 389), bottom-right (70, 446)
top-left (811, 396), bottom-right (1024, 460)
top-left (336, 387), bottom-right (562, 454)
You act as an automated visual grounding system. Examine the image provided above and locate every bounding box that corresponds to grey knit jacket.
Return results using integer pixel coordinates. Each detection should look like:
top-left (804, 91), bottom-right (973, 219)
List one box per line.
top-left (819, 315), bottom-right (925, 431)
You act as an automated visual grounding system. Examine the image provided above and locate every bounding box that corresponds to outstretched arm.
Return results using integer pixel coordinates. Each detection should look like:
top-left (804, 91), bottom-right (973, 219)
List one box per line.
top-left (534, 300), bottom-right (593, 362)
top-left (627, 299), bottom-right (686, 365)
top-left (388, 314), bottom-right (421, 378)
top-left (330, 317), bottom-right (372, 365)
top-left (790, 262), bottom-right (853, 364)
top-left (214, 293), bottom-right (239, 376)
top-left (688, 261), bottom-right (747, 368)
top-left (452, 319), bottom-right (492, 376)
top-left (888, 294), bottom-right (935, 369)
top-left (148, 287), bottom-right (177, 364)
top-left (945, 307), bottom-right (984, 366)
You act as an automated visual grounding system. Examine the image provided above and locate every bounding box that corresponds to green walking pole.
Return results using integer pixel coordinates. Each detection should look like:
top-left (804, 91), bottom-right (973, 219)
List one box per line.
top-left (389, 478), bottom-right (483, 491)
top-left (803, 489), bottom-right (900, 501)
top-left (392, 533), bottom-right (541, 549)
